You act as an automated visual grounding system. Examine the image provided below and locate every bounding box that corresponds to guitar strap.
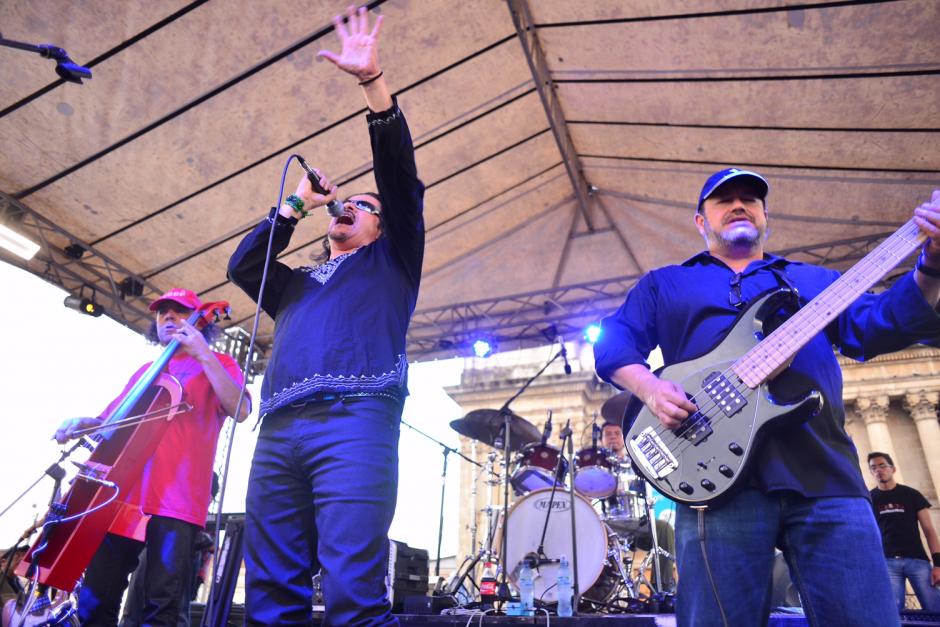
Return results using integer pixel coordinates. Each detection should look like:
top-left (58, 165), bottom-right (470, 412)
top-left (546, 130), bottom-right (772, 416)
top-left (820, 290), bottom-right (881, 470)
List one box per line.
top-left (768, 264), bottom-right (801, 301)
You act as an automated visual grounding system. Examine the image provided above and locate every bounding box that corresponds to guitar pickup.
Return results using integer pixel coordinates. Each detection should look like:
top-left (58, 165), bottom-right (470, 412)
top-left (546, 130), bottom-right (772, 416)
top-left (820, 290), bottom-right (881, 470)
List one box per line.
top-left (629, 426), bottom-right (679, 479)
top-left (703, 371), bottom-right (748, 417)
top-left (676, 411), bottom-right (713, 445)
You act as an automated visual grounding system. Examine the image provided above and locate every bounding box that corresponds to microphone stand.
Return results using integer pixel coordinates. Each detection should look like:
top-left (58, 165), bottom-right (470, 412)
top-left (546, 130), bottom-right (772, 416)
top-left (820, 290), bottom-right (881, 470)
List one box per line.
top-left (400, 419), bottom-right (482, 578)
top-left (494, 348), bottom-right (565, 609)
top-left (0, 33), bottom-right (92, 83)
top-left (0, 440), bottom-right (85, 521)
top-left (562, 419), bottom-right (581, 614)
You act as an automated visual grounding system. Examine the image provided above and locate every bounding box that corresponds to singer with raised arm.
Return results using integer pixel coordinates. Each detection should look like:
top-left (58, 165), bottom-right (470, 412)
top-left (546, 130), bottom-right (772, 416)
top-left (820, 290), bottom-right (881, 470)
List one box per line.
top-left (227, 6), bottom-right (424, 626)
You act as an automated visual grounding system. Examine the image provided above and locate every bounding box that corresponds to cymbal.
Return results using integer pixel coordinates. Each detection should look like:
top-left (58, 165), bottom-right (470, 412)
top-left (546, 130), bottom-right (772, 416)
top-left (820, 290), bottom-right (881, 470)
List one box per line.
top-left (601, 391), bottom-right (635, 424)
top-left (450, 409), bottom-right (541, 452)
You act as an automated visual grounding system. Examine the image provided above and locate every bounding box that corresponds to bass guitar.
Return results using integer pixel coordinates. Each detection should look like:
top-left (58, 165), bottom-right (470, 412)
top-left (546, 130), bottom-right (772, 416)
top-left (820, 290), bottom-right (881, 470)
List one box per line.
top-left (623, 219), bottom-right (925, 507)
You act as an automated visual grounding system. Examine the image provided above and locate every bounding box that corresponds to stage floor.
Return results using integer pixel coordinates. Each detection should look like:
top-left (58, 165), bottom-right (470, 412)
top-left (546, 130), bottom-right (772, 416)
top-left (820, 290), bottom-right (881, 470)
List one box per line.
top-left (191, 604), bottom-right (940, 626)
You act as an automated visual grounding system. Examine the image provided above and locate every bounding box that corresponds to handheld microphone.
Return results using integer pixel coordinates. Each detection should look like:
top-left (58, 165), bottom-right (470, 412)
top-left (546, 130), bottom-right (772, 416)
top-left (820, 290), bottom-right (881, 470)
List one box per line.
top-left (295, 156), bottom-right (344, 218)
top-left (560, 335), bottom-right (572, 375)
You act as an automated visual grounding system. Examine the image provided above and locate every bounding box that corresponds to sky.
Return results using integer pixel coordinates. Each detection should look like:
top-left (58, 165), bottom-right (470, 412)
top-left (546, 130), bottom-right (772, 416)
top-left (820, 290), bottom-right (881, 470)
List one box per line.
top-left (0, 259), bottom-right (466, 562)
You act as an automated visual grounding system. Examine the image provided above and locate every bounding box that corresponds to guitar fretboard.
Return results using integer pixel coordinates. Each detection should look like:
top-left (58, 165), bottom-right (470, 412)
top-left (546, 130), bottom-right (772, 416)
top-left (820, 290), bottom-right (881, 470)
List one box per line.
top-left (733, 219), bottom-right (924, 388)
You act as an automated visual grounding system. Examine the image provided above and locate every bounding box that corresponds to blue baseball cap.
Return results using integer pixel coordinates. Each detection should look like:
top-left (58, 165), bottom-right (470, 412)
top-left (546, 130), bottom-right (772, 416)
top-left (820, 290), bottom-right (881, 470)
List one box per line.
top-left (697, 168), bottom-right (769, 212)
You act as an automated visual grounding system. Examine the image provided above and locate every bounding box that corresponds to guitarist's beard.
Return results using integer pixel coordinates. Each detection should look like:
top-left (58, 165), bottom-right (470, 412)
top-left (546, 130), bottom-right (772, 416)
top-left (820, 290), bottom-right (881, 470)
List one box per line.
top-left (703, 217), bottom-right (768, 256)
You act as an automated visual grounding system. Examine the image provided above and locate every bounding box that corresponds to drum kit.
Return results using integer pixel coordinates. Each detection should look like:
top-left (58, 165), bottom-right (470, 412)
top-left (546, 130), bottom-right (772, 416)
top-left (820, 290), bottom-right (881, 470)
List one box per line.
top-left (445, 391), bottom-right (675, 614)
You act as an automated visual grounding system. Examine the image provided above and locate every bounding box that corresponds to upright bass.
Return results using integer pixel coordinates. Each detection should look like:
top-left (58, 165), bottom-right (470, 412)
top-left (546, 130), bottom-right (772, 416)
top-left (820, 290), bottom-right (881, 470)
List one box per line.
top-left (15, 301), bottom-right (230, 593)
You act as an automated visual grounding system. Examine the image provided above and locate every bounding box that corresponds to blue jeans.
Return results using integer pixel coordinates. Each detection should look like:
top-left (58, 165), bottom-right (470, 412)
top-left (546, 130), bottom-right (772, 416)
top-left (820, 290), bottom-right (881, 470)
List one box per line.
top-left (244, 396), bottom-right (401, 626)
top-left (886, 557), bottom-right (940, 611)
top-left (675, 488), bottom-right (899, 627)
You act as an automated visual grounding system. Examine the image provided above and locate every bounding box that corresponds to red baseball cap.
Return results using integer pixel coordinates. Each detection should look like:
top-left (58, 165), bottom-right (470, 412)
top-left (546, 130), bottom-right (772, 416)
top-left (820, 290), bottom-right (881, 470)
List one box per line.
top-left (149, 288), bottom-right (202, 312)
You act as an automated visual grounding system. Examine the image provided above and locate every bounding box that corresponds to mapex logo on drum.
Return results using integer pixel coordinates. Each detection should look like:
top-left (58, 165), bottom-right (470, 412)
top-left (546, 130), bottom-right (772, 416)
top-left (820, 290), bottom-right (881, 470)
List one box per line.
top-left (533, 498), bottom-right (571, 512)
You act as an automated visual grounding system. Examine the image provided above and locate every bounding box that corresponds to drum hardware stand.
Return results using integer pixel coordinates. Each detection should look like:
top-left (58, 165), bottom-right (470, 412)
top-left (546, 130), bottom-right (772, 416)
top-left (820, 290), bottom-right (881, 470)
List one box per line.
top-left (400, 419), bottom-right (482, 579)
top-left (445, 453), bottom-right (500, 601)
top-left (492, 347), bottom-right (566, 610)
top-left (468, 441), bottom-right (479, 554)
top-left (641, 483), bottom-right (664, 595)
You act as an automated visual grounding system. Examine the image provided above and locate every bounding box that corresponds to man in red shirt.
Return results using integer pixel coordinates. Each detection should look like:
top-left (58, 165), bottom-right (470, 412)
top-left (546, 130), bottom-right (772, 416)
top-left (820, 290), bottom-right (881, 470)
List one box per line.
top-left (54, 288), bottom-right (249, 626)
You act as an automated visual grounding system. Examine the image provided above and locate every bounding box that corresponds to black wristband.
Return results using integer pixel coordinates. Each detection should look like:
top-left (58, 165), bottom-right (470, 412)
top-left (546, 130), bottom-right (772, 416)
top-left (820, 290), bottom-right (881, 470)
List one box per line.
top-left (916, 251), bottom-right (940, 279)
top-left (933, 552), bottom-right (940, 568)
top-left (358, 70), bottom-right (383, 86)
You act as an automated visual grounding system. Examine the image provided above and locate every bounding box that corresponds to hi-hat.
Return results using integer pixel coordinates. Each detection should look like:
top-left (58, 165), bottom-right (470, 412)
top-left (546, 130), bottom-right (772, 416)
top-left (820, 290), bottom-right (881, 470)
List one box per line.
top-left (450, 409), bottom-right (540, 451)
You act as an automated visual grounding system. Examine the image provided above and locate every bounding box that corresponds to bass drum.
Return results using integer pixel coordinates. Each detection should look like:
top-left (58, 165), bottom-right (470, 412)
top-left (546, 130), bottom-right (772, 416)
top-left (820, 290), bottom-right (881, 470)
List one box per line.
top-left (501, 488), bottom-right (608, 604)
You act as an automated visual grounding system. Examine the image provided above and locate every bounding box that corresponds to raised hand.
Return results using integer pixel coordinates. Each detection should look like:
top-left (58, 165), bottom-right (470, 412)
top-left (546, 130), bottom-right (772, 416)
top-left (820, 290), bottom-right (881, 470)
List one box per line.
top-left (317, 5), bottom-right (383, 80)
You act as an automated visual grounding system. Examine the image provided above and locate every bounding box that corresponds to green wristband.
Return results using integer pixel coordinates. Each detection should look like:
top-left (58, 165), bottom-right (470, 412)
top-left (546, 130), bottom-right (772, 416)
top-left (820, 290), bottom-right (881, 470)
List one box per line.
top-left (284, 194), bottom-right (308, 218)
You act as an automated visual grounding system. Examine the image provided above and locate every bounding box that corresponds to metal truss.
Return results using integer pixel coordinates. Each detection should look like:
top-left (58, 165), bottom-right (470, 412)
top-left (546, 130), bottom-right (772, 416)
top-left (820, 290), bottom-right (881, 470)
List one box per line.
top-left (0, 191), bottom-right (256, 372)
top-left (0, 191), bottom-right (161, 332)
top-left (1, 188), bottom-right (911, 366)
top-left (507, 0), bottom-right (594, 232)
top-left (406, 229), bottom-right (914, 360)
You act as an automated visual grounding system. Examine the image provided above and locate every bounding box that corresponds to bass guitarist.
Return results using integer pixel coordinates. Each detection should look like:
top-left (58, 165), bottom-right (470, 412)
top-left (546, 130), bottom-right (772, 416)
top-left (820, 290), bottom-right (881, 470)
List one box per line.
top-left (594, 169), bottom-right (940, 627)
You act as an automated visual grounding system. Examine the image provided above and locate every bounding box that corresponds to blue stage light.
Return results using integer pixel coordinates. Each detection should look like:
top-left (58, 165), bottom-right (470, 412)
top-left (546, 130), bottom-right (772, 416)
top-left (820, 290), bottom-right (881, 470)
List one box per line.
top-left (472, 339), bottom-right (493, 358)
top-left (584, 323), bottom-right (602, 344)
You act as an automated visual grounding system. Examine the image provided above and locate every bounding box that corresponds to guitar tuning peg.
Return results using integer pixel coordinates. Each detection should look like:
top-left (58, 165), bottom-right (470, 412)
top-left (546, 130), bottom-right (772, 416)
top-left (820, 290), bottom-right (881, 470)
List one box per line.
top-left (223, 307), bottom-right (231, 321)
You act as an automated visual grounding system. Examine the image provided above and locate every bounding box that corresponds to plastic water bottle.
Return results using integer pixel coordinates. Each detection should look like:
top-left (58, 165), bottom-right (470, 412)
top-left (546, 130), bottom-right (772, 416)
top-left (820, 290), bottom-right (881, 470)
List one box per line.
top-left (519, 563), bottom-right (535, 614)
top-left (556, 554), bottom-right (573, 616)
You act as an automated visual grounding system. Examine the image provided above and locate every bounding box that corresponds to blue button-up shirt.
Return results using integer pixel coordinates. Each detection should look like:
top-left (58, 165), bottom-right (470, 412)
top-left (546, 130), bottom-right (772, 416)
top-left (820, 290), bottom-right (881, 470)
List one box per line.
top-left (595, 251), bottom-right (940, 497)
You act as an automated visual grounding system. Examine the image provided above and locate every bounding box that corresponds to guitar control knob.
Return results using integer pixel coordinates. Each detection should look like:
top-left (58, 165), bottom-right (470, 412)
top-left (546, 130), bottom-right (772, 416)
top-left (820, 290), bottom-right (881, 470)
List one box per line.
top-left (728, 442), bottom-right (744, 456)
top-left (700, 479), bottom-right (716, 491)
top-left (679, 482), bottom-right (694, 495)
top-left (719, 464), bottom-right (734, 478)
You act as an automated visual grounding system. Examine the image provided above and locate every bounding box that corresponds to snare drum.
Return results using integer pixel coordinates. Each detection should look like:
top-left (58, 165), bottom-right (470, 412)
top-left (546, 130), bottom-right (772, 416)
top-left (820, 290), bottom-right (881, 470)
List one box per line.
top-left (510, 443), bottom-right (567, 496)
top-left (573, 446), bottom-right (617, 498)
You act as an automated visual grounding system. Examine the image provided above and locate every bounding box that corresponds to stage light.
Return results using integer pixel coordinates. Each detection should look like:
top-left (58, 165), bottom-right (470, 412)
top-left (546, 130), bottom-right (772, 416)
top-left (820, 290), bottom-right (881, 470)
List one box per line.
top-left (64, 286), bottom-right (105, 318)
top-left (119, 276), bottom-right (144, 300)
top-left (584, 323), bottom-right (602, 344)
top-left (0, 223), bottom-right (40, 260)
top-left (472, 338), bottom-right (493, 358)
top-left (64, 243), bottom-right (86, 259)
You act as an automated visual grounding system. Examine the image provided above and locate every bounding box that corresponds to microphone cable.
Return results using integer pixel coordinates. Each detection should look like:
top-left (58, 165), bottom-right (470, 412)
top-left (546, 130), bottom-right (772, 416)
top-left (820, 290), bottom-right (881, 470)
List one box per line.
top-left (698, 508), bottom-right (730, 627)
top-left (205, 153), bottom-right (304, 621)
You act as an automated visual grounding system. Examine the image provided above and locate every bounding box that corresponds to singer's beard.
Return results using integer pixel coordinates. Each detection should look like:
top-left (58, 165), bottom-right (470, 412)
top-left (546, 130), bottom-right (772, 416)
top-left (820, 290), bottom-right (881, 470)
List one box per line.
top-left (328, 229), bottom-right (350, 243)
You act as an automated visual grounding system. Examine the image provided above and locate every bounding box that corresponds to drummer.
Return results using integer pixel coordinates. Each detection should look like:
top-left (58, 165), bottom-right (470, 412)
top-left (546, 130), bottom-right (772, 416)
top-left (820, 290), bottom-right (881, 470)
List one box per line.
top-left (601, 422), bottom-right (677, 592)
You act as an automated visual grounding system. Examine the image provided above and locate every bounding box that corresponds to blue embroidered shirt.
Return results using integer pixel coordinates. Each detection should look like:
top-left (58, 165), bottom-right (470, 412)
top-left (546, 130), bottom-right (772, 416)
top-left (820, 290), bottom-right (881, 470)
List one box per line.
top-left (594, 251), bottom-right (940, 498)
top-left (228, 103), bottom-right (425, 416)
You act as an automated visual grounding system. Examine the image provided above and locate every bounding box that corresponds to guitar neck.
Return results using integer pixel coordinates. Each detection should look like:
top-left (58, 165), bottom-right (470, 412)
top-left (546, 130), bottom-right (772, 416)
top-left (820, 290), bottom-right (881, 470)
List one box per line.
top-left (733, 219), bottom-right (924, 388)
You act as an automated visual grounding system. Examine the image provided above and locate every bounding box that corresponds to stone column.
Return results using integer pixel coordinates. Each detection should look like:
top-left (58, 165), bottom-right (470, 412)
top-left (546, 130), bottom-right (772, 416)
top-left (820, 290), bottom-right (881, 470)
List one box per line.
top-left (904, 390), bottom-right (940, 499)
top-left (857, 395), bottom-right (904, 485)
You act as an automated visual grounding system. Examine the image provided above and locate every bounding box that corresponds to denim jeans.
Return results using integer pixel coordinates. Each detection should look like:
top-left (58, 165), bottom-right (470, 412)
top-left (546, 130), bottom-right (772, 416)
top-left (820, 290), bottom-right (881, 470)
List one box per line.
top-left (78, 516), bottom-right (198, 627)
top-left (886, 556), bottom-right (940, 611)
top-left (244, 396), bottom-right (401, 626)
top-left (675, 488), bottom-right (900, 627)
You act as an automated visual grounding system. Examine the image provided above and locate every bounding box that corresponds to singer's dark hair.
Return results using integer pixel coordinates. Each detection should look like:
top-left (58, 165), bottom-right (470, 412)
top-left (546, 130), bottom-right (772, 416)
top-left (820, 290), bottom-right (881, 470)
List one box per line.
top-left (601, 421), bottom-right (623, 432)
top-left (311, 192), bottom-right (385, 265)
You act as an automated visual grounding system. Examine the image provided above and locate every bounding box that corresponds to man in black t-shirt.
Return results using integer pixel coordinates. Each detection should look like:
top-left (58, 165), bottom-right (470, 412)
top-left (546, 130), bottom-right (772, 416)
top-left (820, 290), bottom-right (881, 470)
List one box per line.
top-left (869, 451), bottom-right (940, 611)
